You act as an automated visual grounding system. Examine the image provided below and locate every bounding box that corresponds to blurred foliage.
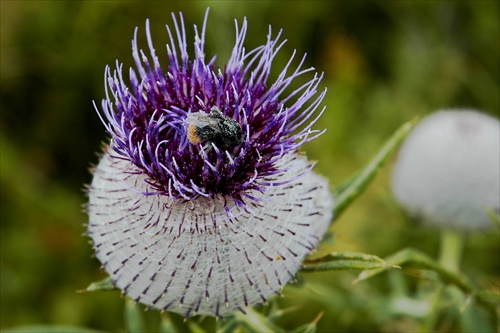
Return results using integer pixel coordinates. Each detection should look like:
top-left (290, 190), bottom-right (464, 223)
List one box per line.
top-left (1, 1), bottom-right (499, 332)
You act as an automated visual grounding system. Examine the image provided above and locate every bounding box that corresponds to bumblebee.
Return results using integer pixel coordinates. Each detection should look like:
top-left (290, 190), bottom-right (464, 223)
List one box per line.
top-left (186, 107), bottom-right (243, 148)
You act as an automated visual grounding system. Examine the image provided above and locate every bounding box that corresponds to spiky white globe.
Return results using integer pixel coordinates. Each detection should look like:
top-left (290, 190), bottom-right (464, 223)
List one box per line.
top-left (88, 150), bottom-right (333, 317)
top-left (392, 110), bottom-right (500, 231)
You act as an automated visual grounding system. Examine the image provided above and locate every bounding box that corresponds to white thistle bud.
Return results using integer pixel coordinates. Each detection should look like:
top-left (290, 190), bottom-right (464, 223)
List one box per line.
top-left (391, 109), bottom-right (500, 231)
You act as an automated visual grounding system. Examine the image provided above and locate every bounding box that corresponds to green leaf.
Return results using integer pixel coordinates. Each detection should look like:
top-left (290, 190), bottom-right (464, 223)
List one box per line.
top-left (354, 249), bottom-right (499, 326)
top-left (291, 312), bottom-right (323, 333)
top-left (215, 317), bottom-right (239, 333)
top-left (354, 247), bottom-right (472, 294)
top-left (125, 298), bottom-right (145, 333)
top-left (167, 312), bottom-right (192, 333)
top-left (80, 276), bottom-right (116, 292)
top-left (301, 251), bottom-right (395, 272)
top-left (234, 307), bottom-right (284, 333)
top-left (475, 290), bottom-right (500, 307)
top-left (187, 320), bottom-right (207, 333)
top-left (267, 305), bottom-right (300, 321)
top-left (159, 312), bottom-right (179, 333)
top-left (333, 118), bottom-right (417, 218)
top-left (474, 290), bottom-right (500, 318)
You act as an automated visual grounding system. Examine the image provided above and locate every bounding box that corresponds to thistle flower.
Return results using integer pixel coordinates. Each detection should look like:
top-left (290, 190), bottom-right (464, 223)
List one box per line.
top-left (87, 10), bottom-right (333, 318)
top-left (392, 109), bottom-right (500, 231)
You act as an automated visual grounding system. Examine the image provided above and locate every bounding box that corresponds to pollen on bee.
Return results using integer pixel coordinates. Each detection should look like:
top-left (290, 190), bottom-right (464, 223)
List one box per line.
top-left (187, 124), bottom-right (201, 144)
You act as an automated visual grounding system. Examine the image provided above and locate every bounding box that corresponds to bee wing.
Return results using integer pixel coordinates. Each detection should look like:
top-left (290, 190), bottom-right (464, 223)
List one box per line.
top-left (186, 112), bottom-right (221, 128)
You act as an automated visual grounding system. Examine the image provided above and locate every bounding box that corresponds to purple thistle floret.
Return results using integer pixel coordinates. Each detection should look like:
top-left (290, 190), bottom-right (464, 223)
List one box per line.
top-left (87, 9), bottom-right (333, 318)
top-left (97, 10), bottom-right (326, 207)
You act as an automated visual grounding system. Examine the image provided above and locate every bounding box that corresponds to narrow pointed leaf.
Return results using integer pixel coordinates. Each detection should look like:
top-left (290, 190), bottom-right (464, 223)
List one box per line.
top-left (292, 312), bottom-right (323, 333)
top-left (333, 119), bottom-right (417, 218)
top-left (292, 322), bottom-right (317, 333)
top-left (234, 307), bottom-right (284, 333)
top-left (354, 247), bottom-right (472, 294)
top-left (267, 305), bottom-right (300, 321)
top-left (81, 276), bottom-right (115, 292)
top-left (301, 251), bottom-right (394, 272)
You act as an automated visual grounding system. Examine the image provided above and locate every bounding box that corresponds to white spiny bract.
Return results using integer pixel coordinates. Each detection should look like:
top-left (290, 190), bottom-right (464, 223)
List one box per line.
top-left (392, 109), bottom-right (500, 231)
top-left (87, 10), bottom-right (333, 318)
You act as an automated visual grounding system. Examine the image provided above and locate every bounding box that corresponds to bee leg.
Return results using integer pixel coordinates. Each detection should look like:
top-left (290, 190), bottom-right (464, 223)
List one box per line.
top-left (200, 143), bottom-right (212, 155)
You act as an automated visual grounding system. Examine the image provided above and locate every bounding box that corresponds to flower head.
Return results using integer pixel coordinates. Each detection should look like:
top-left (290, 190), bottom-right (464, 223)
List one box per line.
top-left (87, 10), bottom-right (333, 317)
top-left (392, 109), bottom-right (500, 231)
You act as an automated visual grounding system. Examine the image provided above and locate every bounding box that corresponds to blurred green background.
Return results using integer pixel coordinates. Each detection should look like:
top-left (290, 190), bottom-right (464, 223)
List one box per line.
top-left (1, 1), bottom-right (498, 332)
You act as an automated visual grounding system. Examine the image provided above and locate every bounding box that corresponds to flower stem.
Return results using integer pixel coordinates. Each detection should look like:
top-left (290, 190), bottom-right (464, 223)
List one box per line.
top-left (438, 229), bottom-right (464, 273)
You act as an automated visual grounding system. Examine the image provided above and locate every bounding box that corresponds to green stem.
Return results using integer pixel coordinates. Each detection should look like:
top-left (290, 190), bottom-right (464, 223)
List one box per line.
top-left (438, 230), bottom-right (464, 273)
top-left (424, 231), bottom-right (464, 332)
top-left (333, 118), bottom-right (417, 218)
